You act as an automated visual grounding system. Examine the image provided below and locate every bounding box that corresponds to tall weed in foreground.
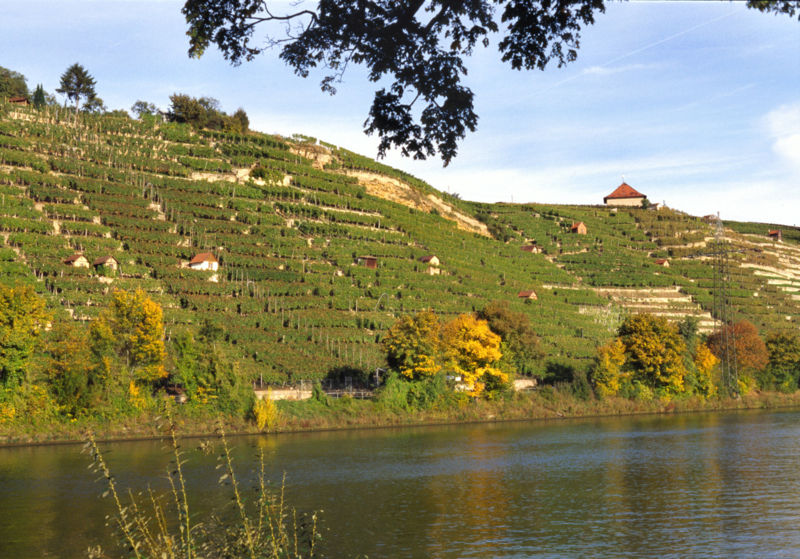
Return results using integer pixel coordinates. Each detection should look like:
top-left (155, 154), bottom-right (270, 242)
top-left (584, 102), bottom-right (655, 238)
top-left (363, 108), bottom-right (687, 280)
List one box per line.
top-left (85, 419), bottom-right (320, 558)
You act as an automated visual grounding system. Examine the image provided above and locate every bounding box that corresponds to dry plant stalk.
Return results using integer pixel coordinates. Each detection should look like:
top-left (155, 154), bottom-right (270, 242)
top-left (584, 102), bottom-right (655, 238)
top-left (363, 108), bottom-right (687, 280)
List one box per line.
top-left (85, 417), bottom-right (320, 558)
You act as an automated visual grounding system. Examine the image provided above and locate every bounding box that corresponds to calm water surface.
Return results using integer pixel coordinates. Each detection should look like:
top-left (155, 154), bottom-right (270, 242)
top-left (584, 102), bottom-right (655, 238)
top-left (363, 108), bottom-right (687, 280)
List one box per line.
top-left (2, 410), bottom-right (800, 558)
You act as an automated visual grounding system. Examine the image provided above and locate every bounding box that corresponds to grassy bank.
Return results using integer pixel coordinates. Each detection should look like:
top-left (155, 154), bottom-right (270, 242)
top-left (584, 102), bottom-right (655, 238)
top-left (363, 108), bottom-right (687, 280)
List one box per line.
top-left (4, 387), bottom-right (800, 447)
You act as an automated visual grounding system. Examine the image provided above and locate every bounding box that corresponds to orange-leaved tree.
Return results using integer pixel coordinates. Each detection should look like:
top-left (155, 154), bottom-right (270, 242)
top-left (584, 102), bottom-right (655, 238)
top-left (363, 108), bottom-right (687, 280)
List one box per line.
top-left (707, 320), bottom-right (767, 393)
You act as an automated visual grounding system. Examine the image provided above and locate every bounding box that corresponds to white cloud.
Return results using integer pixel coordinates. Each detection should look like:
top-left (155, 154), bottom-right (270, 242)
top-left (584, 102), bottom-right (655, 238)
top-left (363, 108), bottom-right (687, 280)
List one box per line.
top-left (581, 63), bottom-right (656, 76)
top-left (764, 102), bottom-right (800, 173)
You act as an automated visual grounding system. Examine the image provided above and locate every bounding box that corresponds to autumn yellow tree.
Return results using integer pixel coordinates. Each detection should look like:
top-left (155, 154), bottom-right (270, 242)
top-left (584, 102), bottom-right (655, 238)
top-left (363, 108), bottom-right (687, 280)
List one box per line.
top-left (381, 310), bottom-right (442, 380)
top-left (441, 314), bottom-right (507, 398)
top-left (693, 343), bottom-right (718, 399)
top-left (90, 289), bottom-right (166, 385)
top-left (592, 338), bottom-right (627, 398)
top-left (592, 314), bottom-right (692, 400)
top-left (618, 313), bottom-right (688, 397)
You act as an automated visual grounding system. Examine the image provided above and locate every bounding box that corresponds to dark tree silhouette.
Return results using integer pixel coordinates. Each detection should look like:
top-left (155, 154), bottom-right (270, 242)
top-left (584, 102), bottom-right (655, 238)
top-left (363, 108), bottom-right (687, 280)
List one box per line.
top-left (182, 0), bottom-right (798, 166)
top-left (32, 84), bottom-right (46, 110)
top-left (56, 63), bottom-right (97, 112)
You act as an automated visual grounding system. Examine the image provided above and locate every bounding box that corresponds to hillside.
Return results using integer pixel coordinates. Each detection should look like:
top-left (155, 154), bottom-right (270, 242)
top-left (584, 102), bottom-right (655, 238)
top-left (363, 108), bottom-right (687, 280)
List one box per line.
top-left (1, 101), bottom-right (799, 386)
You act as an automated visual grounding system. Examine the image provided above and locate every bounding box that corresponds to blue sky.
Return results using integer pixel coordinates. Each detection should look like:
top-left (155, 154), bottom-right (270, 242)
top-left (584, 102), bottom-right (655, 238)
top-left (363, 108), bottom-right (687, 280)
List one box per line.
top-left (2, 1), bottom-right (799, 225)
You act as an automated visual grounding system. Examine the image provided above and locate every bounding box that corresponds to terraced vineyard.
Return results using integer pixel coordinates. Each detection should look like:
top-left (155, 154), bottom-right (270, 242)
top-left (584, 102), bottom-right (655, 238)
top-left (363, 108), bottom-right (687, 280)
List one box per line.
top-left (1, 101), bottom-right (798, 386)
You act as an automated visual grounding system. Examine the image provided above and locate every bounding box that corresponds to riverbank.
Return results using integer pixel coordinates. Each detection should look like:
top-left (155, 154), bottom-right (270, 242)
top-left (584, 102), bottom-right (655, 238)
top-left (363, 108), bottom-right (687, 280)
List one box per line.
top-left (4, 388), bottom-right (800, 447)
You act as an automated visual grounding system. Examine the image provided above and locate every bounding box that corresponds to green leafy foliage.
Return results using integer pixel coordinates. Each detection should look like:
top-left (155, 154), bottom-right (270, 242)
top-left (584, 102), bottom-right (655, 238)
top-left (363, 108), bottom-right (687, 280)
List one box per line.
top-left (765, 332), bottom-right (800, 392)
top-left (0, 284), bottom-right (50, 386)
top-left (0, 66), bottom-right (28, 99)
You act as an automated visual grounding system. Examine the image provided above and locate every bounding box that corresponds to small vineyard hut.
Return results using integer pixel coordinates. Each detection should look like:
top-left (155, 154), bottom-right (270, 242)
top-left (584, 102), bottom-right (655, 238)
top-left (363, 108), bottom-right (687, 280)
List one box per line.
top-left (189, 252), bottom-right (219, 271)
top-left (570, 222), bottom-right (587, 235)
top-left (63, 254), bottom-right (90, 268)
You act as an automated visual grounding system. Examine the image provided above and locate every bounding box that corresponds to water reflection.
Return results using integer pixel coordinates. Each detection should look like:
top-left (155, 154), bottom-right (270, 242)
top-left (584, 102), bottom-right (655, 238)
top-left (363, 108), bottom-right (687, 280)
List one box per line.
top-left (2, 411), bottom-right (800, 557)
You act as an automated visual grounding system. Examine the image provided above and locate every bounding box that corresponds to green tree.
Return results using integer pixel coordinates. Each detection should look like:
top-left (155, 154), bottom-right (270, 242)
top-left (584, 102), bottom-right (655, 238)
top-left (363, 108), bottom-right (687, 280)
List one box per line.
top-left (381, 310), bottom-right (442, 380)
top-left (56, 63), bottom-right (97, 112)
top-left (168, 93), bottom-right (229, 129)
top-left (90, 289), bottom-right (166, 384)
top-left (182, 0), bottom-right (798, 165)
top-left (82, 95), bottom-right (106, 114)
top-left (765, 331), bottom-right (800, 391)
top-left (477, 300), bottom-right (543, 376)
top-left (46, 323), bottom-right (101, 415)
top-left (0, 284), bottom-right (50, 386)
top-left (230, 107), bottom-right (249, 133)
top-left (0, 66), bottom-right (28, 99)
top-left (131, 100), bottom-right (159, 118)
top-left (32, 84), bottom-right (46, 110)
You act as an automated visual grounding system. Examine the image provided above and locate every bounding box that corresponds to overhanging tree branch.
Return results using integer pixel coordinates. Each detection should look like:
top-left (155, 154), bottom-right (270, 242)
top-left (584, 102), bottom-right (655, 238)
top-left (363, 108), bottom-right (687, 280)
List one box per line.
top-left (182, 0), bottom-right (799, 166)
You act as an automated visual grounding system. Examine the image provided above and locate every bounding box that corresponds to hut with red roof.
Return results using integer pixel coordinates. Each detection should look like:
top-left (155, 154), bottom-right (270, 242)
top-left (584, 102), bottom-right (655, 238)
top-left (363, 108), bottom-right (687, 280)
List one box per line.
top-left (570, 222), bottom-right (587, 235)
top-left (189, 252), bottom-right (219, 271)
top-left (604, 182), bottom-right (647, 207)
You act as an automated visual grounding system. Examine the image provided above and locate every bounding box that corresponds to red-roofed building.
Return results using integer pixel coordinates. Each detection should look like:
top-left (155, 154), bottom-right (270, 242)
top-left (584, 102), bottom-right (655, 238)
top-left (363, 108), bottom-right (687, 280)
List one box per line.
top-left (521, 244), bottom-right (542, 254)
top-left (189, 252), bottom-right (219, 271)
top-left (768, 230), bottom-right (782, 242)
top-left (654, 258), bottom-right (670, 267)
top-left (570, 222), bottom-right (587, 235)
top-left (7, 96), bottom-right (28, 106)
top-left (518, 290), bottom-right (538, 300)
top-left (603, 182), bottom-right (647, 207)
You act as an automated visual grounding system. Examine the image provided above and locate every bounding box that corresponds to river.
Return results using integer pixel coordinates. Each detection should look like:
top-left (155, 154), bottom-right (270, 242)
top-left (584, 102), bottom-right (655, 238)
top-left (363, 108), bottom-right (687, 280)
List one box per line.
top-left (2, 410), bottom-right (800, 558)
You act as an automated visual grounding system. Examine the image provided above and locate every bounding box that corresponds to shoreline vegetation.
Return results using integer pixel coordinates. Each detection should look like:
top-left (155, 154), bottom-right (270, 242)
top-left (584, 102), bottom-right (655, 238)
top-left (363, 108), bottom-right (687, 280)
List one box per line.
top-left (4, 389), bottom-right (800, 448)
top-left (1, 92), bottom-right (799, 453)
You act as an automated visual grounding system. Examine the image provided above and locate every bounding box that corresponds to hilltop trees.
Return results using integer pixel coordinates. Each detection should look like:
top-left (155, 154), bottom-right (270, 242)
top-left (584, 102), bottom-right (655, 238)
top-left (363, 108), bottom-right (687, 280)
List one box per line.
top-left (182, 0), bottom-right (799, 165)
top-left (0, 66), bottom-right (28, 100)
top-left (32, 84), bottom-right (46, 110)
top-left (167, 94), bottom-right (250, 133)
top-left (56, 63), bottom-right (97, 112)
